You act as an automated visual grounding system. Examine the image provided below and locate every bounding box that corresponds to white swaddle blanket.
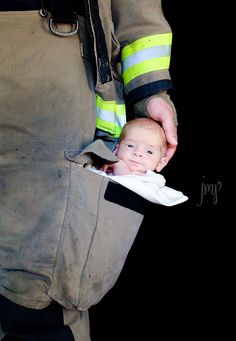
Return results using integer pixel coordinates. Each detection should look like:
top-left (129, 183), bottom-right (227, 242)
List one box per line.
top-left (90, 168), bottom-right (188, 207)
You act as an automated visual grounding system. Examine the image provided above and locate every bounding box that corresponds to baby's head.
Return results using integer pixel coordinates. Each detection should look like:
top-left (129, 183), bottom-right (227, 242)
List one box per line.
top-left (116, 118), bottom-right (168, 174)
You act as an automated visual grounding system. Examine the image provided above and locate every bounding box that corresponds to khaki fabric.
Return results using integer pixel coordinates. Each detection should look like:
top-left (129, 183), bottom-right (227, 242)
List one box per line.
top-left (0, 11), bottom-right (95, 308)
top-left (0, 10), bottom-right (144, 340)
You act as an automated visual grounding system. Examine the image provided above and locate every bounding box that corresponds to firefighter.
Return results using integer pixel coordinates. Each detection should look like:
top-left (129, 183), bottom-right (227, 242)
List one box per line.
top-left (0, 1), bottom-right (177, 339)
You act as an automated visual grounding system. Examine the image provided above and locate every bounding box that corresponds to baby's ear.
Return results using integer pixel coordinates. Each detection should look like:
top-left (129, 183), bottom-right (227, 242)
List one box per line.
top-left (156, 157), bottom-right (168, 172)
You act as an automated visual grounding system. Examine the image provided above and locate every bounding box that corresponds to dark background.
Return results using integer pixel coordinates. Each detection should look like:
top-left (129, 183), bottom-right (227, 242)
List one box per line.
top-left (90, 2), bottom-right (233, 339)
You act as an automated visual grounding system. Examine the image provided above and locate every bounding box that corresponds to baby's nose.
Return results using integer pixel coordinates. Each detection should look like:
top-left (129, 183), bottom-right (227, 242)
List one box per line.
top-left (134, 149), bottom-right (143, 157)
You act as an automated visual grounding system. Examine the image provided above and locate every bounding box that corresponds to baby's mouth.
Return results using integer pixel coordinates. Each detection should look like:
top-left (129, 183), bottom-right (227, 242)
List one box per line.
top-left (128, 159), bottom-right (141, 165)
top-left (128, 159), bottom-right (145, 168)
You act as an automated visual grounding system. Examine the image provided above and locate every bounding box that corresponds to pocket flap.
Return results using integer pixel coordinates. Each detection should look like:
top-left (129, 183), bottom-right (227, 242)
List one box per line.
top-left (64, 139), bottom-right (119, 167)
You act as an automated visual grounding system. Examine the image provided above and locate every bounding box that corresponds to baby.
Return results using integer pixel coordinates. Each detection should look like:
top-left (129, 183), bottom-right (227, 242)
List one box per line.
top-left (101, 117), bottom-right (168, 175)
top-left (80, 117), bottom-right (188, 206)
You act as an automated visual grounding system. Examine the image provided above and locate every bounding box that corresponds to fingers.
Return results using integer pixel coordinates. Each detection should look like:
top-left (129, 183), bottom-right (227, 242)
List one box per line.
top-left (101, 164), bottom-right (109, 173)
top-left (162, 118), bottom-right (178, 145)
top-left (165, 143), bottom-right (177, 164)
top-left (146, 96), bottom-right (178, 163)
top-left (161, 118), bottom-right (178, 164)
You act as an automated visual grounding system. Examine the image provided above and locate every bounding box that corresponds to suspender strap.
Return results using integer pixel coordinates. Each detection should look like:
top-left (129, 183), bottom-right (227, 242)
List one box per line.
top-left (46, 0), bottom-right (76, 24)
top-left (42, 0), bottom-right (79, 36)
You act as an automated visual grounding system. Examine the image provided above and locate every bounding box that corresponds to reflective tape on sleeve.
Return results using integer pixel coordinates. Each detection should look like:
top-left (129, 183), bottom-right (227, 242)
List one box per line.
top-left (96, 95), bottom-right (126, 137)
top-left (121, 33), bottom-right (172, 86)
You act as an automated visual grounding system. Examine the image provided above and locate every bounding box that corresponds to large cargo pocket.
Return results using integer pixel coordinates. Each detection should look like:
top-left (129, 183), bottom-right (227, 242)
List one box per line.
top-left (48, 142), bottom-right (145, 310)
top-left (78, 170), bottom-right (146, 310)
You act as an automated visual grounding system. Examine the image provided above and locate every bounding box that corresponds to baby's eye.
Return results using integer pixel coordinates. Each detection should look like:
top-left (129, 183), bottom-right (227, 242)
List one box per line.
top-left (127, 144), bottom-right (134, 148)
top-left (147, 150), bottom-right (153, 154)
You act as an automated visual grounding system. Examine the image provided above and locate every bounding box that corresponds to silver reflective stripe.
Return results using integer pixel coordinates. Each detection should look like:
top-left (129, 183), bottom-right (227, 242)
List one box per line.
top-left (122, 45), bottom-right (171, 72)
top-left (116, 114), bottom-right (126, 128)
top-left (96, 107), bottom-right (116, 123)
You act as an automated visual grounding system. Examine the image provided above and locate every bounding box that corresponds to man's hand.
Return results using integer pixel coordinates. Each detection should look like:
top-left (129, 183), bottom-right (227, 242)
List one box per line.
top-left (146, 96), bottom-right (178, 169)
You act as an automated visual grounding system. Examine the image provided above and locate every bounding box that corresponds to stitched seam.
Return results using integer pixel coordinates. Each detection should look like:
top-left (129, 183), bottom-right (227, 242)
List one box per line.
top-left (78, 175), bottom-right (106, 306)
top-left (48, 162), bottom-right (72, 292)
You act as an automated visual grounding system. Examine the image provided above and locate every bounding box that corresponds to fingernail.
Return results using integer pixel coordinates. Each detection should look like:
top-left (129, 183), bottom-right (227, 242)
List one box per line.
top-left (171, 137), bottom-right (178, 144)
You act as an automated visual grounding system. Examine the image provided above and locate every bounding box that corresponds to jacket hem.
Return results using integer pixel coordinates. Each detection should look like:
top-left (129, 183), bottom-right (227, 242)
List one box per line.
top-left (0, 288), bottom-right (52, 310)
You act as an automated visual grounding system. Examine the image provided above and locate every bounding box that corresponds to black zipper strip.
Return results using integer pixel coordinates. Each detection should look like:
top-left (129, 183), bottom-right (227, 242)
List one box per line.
top-left (85, 0), bottom-right (112, 84)
top-left (83, 0), bottom-right (97, 83)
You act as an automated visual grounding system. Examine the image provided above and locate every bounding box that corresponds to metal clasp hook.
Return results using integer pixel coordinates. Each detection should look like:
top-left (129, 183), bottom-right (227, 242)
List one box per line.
top-left (39, 8), bottom-right (48, 18)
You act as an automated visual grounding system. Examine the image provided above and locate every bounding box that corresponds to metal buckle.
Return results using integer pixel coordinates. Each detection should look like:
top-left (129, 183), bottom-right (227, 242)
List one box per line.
top-left (49, 17), bottom-right (79, 37)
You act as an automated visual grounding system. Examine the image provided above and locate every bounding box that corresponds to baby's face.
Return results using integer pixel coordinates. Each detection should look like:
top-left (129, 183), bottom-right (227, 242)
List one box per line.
top-left (116, 126), bottom-right (164, 174)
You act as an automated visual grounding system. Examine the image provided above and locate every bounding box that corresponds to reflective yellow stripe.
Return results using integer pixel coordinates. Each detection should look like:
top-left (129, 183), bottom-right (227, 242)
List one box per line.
top-left (123, 56), bottom-right (170, 86)
top-left (96, 117), bottom-right (124, 138)
top-left (122, 33), bottom-right (172, 60)
top-left (96, 95), bottom-right (126, 137)
top-left (121, 33), bottom-right (172, 86)
top-left (96, 117), bottom-right (116, 134)
top-left (116, 104), bottom-right (126, 116)
top-left (114, 125), bottom-right (123, 137)
top-left (96, 95), bottom-right (116, 112)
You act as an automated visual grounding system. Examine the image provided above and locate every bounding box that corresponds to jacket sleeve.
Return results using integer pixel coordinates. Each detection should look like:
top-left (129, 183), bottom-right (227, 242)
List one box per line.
top-left (111, 0), bottom-right (174, 105)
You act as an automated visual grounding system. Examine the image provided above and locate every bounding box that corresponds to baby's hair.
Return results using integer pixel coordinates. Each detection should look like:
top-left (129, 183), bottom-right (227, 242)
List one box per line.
top-left (119, 118), bottom-right (167, 152)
